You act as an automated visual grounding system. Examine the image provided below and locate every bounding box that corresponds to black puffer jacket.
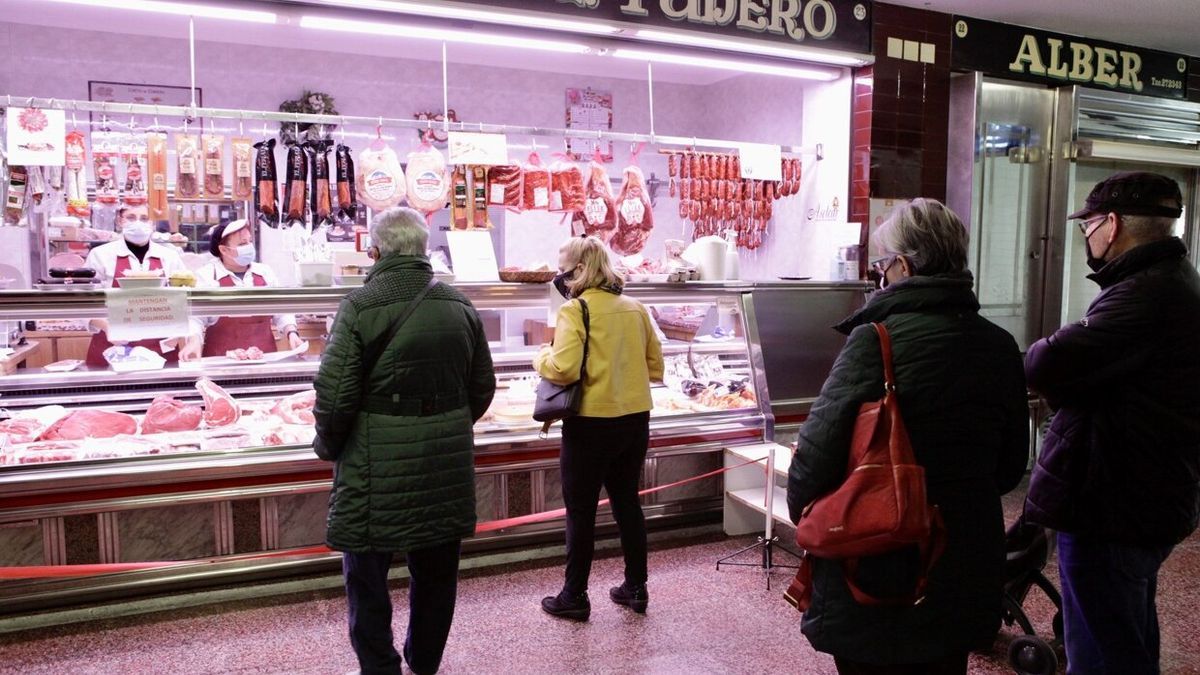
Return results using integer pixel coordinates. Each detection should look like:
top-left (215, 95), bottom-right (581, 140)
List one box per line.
top-left (787, 274), bottom-right (1029, 665)
top-left (1026, 238), bottom-right (1200, 547)
top-left (315, 255), bottom-right (495, 553)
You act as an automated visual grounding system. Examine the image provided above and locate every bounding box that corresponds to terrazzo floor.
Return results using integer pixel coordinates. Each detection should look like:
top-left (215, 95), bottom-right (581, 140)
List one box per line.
top-left (1, 492), bottom-right (1198, 674)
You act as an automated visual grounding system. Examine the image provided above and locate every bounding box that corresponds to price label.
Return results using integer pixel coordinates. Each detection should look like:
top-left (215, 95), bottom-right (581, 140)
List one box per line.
top-left (446, 230), bottom-right (500, 282)
top-left (447, 132), bottom-right (508, 166)
top-left (105, 288), bottom-right (191, 342)
top-left (737, 142), bottom-right (783, 182)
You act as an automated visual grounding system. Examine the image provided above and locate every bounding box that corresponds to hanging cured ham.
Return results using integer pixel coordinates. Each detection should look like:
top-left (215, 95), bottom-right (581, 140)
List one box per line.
top-left (610, 165), bottom-right (654, 255)
top-left (572, 160), bottom-right (616, 243)
top-left (356, 144), bottom-right (406, 212)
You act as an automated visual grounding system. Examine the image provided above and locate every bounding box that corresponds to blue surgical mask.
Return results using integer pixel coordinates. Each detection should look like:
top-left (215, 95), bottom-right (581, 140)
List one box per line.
top-left (233, 243), bottom-right (256, 267)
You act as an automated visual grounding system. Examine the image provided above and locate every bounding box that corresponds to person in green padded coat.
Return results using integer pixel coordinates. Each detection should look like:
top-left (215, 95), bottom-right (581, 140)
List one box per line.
top-left (314, 207), bottom-right (495, 675)
top-left (787, 199), bottom-right (1029, 675)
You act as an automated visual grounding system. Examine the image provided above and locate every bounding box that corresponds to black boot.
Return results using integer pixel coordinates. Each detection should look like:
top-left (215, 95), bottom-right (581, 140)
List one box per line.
top-left (541, 590), bottom-right (591, 621)
top-left (609, 582), bottom-right (649, 613)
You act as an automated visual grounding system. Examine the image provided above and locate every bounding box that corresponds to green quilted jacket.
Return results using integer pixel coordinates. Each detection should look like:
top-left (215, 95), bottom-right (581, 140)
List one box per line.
top-left (786, 274), bottom-right (1029, 664)
top-left (315, 255), bottom-right (496, 553)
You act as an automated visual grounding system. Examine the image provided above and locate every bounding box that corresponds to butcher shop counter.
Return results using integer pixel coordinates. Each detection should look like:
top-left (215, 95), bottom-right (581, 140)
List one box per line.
top-left (0, 280), bottom-right (868, 613)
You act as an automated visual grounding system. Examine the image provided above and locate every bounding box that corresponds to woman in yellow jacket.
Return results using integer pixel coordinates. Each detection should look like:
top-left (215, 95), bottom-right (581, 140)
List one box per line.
top-left (535, 235), bottom-right (664, 621)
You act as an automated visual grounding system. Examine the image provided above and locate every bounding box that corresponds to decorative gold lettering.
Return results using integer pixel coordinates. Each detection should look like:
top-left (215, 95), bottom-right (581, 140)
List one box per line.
top-left (620, 0), bottom-right (650, 16)
top-left (1068, 42), bottom-right (1094, 82)
top-left (737, 0), bottom-right (769, 32)
top-left (804, 0), bottom-right (836, 39)
top-left (1094, 47), bottom-right (1119, 87)
top-left (1119, 51), bottom-right (1144, 92)
top-left (1009, 35), bottom-right (1046, 76)
top-left (1046, 38), bottom-right (1068, 79)
top-left (661, 0), bottom-right (691, 20)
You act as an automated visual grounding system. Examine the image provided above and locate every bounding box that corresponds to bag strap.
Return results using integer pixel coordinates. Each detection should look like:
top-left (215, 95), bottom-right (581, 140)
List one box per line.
top-left (870, 322), bottom-right (896, 393)
top-left (360, 277), bottom-right (439, 385)
top-left (577, 298), bottom-right (590, 382)
top-left (841, 507), bottom-right (947, 607)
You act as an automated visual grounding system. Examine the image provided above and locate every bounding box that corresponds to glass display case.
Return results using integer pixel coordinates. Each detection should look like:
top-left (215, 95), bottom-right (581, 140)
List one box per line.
top-left (0, 280), bottom-right (868, 613)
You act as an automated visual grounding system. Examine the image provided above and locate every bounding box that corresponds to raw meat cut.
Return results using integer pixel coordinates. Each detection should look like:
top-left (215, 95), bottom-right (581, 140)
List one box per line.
top-left (487, 165), bottom-right (523, 210)
top-left (141, 395), bottom-right (203, 434)
top-left (271, 389), bottom-right (316, 425)
top-left (9, 440), bottom-right (84, 465)
top-left (196, 378), bottom-right (241, 427)
top-left (356, 144), bottom-right (406, 212)
top-left (405, 144), bottom-right (449, 215)
top-left (573, 161), bottom-right (616, 242)
top-left (40, 410), bottom-right (138, 441)
top-left (611, 165), bottom-right (655, 255)
top-left (264, 426), bottom-right (316, 446)
top-left (226, 346), bottom-right (265, 361)
top-left (522, 155), bottom-right (550, 211)
top-left (549, 160), bottom-right (585, 213)
top-left (0, 417), bottom-right (46, 445)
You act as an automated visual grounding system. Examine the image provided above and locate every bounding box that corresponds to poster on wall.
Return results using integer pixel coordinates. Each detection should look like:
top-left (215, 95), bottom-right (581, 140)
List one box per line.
top-left (5, 107), bottom-right (66, 166)
top-left (565, 88), bottom-right (613, 162)
top-left (88, 81), bottom-right (202, 129)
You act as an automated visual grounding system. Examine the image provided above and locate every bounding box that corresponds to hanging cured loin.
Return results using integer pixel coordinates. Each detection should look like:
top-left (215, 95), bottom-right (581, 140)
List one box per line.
top-left (610, 165), bottom-right (654, 256)
top-left (253, 138), bottom-right (279, 228)
top-left (334, 143), bottom-right (357, 223)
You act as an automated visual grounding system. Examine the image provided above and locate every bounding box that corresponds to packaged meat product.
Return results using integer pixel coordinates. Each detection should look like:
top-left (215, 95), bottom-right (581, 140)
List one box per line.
top-left (334, 143), bottom-right (357, 223)
top-left (202, 134), bottom-right (225, 199)
top-left (196, 377), bottom-right (241, 427)
top-left (93, 135), bottom-right (121, 205)
top-left (405, 144), bottom-right (449, 215)
top-left (487, 165), bottom-right (522, 210)
top-left (271, 389), bottom-right (316, 426)
top-left (355, 144), bottom-right (406, 212)
top-left (146, 133), bottom-right (169, 219)
top-left (121, 136), bottom-right (148, 206)
top-left (253, 138), bottom-right (279, 228)
top-left (450, 165), bottom-right (469, 230)
top-left (141, 395), bottom-right (203, 434)
top-left (549, 158), bottom-right (585, 213)
top-left (471, 166), bottom-right (492, 230)
top-left (231, 137), bottom-right (254, 200)
top-left (174, 134), bottom-right (201, 198)
top-left (307, 140), bottom-right (333, 228)
top-left (8, 440), bottom-right (84, 465)
top-left (40, 409), bottom-right (138, 441)
top-left (522, 154), bottom-right (550, 211)
top-left (611, 165), bottom-right (655, 256)
top-left (65, 131), bottom-right (91, 217)
top-left (283, 142), bottom-right (308, 227)
top-left (4, 165), bottom-right (27, 225)
top-left (573, 160), bottom-right (617, 242)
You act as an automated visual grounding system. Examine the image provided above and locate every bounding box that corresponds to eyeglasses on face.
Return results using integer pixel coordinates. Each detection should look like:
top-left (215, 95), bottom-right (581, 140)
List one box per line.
top-left (870, 254), bottom-right (898, 276)
top-left (1077, 214), bottom-right (1107, 238)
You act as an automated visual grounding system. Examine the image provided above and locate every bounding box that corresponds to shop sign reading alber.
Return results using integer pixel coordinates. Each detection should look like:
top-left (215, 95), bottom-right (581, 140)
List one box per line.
top-left (951, 16), bottom-right (1188, 100)
top-left (478, 0), bottom-right (872, 53)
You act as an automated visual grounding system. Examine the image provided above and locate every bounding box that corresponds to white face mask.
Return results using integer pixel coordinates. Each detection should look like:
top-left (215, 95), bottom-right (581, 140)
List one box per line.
top-left (123, 222), bottom-right (152, 246)
top-left (232, 243), bottom-right (256, 267)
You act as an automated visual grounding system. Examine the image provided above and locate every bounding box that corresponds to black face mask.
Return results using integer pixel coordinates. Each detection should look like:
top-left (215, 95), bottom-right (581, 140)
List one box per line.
top-left (553, 269), bottom-right (574, 299)
top-left (1083, 222), bottom-right (1114, 273)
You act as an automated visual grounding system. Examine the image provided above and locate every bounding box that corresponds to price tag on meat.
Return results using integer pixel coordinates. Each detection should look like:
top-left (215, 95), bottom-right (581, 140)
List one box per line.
top-left (447, 132), bottom-right (508, 166)
top-left (736, 143), bottom-right (783, 182)
top-left (105, 289), bottom-right (191, 342)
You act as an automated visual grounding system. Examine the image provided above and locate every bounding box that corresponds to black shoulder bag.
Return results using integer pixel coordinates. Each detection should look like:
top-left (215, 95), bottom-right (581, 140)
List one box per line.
top-left (533, 298), bottom-right (590, 435)
top-left (314, 277), bottom-right (438, 461)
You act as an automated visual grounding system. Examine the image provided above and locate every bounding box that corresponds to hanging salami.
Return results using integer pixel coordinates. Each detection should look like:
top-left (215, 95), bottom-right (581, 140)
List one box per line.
top-left (334, 143), bottom-right (357, 224)
top-left (202, 134), bottom-right (224, 199)
top-left (231, 137), bottom-right (254, 201)
top-left (283, 142), bottom-right (308, 227)
top-left (146, 134), bottom-right (168, 219)
top-left (307, 140), bottom-right (333, 229)
top-left (174, 134), bottom-right (200, 199)
top-left (65, 130), bottom-right (90, 217)
top-left (610, 165), bottom-right (654, 256)
top-left (253, 138), bottom-right (279, 228)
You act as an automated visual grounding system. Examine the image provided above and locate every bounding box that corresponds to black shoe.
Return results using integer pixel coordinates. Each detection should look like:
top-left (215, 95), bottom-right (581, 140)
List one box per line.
top-left (541, 590), bottom-right (591, 621)
top-left (609, 582), bottom-right (649, 613)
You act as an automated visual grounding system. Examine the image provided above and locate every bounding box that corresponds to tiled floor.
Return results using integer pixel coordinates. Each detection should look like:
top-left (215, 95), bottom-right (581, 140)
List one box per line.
top-left (1, 497), bottom-right (1198, 674)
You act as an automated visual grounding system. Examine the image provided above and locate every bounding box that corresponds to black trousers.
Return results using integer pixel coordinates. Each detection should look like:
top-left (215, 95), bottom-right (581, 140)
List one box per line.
top-left (560, 411), bottom-right (650, 596)
top-left (342, 539), bottom-right (461, 675)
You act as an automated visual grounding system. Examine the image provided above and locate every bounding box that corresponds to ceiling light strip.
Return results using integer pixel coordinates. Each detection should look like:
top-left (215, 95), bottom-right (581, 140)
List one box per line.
top-left (633, 28), bottom-right (866, 67)
top-left (307, 0), bottom-right (622, 36)
top-left (298, 16), bottom-right (591, 53)
top-left (612, 48), bottom-right (841, 81)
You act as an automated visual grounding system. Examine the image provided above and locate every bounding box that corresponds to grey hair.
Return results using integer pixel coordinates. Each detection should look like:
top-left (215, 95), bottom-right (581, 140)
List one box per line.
top-left (873, 198), bottom-right (969, 276)
top-left (1121, 213), bottom-right (1176, 243)
top-left (370, 207), bottom-right (428, 257)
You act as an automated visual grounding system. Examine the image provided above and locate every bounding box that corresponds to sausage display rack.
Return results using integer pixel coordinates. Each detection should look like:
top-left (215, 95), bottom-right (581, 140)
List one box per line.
top-left (0, 280), bottom-right (868, 614)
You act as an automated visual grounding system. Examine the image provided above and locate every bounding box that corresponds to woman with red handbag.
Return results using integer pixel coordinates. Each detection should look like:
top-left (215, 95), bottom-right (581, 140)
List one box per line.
top-left (786, 199), bottom-right (1030, 675)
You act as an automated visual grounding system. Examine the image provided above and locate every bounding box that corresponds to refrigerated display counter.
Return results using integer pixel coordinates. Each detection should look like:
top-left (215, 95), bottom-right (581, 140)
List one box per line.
top-left (0, 280), bottom-right (868, 613)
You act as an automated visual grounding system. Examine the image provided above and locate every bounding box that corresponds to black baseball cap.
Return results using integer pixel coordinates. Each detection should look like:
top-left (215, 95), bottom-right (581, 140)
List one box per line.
top-left (1069, 171), bottom-right (1183, 220)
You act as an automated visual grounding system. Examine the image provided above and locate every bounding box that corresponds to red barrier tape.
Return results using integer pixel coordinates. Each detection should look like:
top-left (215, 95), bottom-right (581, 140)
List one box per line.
top-left (0, 457), bottom-right (768, 579)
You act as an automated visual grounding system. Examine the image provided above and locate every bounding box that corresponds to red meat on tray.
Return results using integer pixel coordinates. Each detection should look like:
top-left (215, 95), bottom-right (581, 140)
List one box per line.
top-left (196, 378), bottom-right (241, 427)
top-left (39, 410), bottom-right (137, 441)
top-left (142, 395), bottom-right (203, 434)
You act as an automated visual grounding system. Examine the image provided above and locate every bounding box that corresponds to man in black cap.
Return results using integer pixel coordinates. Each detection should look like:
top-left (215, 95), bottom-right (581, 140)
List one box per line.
top-left (1025, 172), bottom-right (1200, 674)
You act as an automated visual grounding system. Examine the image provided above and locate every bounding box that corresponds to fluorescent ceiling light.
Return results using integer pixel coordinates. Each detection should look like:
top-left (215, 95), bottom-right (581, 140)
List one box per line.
top-left (299, 16), bottom-right (592, 54)
top-left (612, 48), bottom-right (840, 81)
top-left (40, 0), bottom-right (276, 23)
top-left (307, 0), bottom-right (621, 35)
top-left (634, 29), bottom-right (864, 67)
